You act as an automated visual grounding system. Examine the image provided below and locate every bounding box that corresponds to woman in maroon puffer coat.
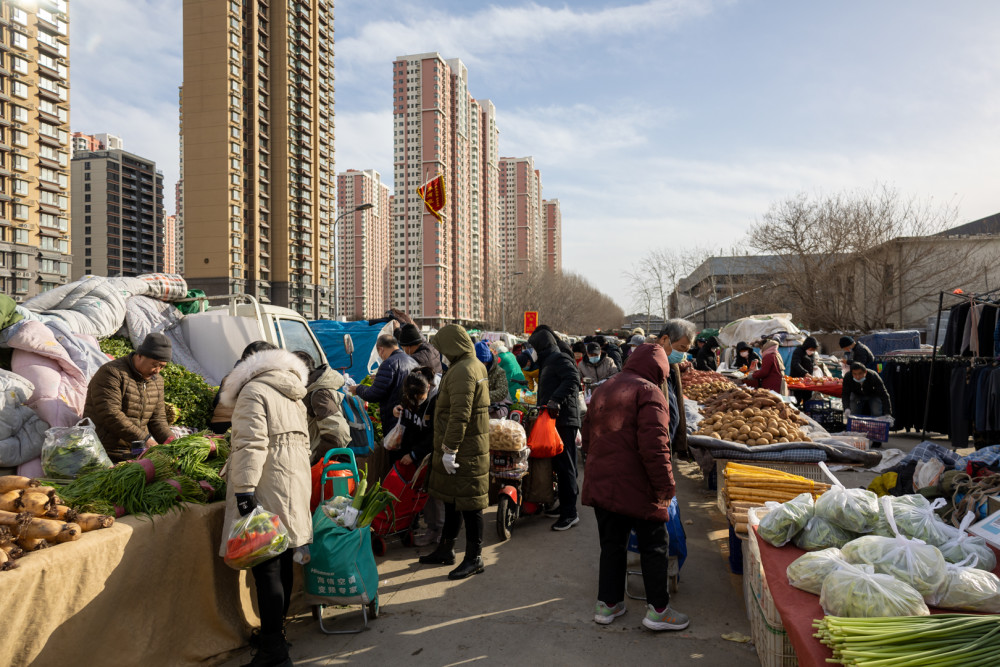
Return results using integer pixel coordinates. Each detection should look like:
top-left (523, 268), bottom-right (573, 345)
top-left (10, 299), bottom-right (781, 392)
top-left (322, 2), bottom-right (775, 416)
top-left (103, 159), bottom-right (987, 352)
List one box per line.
top-left (581, 343), bottom-right (690, 632)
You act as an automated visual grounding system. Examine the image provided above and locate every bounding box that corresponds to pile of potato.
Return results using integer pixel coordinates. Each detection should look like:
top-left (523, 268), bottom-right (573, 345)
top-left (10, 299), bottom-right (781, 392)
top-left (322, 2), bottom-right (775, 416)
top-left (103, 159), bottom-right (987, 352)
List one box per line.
top-left (683, 380), bottom-right (733, 402)
top-left (695, 387), bottom-right (812, 445)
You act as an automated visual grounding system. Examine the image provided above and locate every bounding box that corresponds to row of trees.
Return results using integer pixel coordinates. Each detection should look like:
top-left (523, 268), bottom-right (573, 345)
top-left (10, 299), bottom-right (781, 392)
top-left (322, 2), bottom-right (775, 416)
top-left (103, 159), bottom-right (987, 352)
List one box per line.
top-left (628, 184), bottom-right (990, 331)
top-left (497, 267), bottom-right (624, 334)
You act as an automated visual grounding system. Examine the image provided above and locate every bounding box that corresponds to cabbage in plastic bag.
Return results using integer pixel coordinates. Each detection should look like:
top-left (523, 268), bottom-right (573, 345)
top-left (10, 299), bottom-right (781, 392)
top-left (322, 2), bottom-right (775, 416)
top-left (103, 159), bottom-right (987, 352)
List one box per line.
top-left (813, 484), bottom-right (879, 533)
top-left (793, 516), bottom-right (857, 551)
top-left (930, 558), bottom-right (1000, 613)
top-left (757, 493), bottom-right (814, 547)
top-left (786, 547), bottom-right (850, 595)
top-left (938, 513), bottom-right (997, 571)
top-left (870, 495), bottom-right (952, 546)
top-left (819, 563), bottom-right (929, 617)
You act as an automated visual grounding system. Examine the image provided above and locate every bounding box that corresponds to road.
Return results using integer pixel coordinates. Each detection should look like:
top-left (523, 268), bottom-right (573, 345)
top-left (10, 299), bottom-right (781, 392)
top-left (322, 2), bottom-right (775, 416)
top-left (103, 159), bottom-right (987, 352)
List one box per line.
top-left (218, 457), bottom-right (757, 666)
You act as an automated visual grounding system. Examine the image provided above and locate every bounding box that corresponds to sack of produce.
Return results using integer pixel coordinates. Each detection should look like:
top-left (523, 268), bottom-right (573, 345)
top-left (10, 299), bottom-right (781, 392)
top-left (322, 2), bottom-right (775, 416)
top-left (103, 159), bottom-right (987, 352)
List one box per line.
top-left (224, 506), bottom-right (289, 570)
top-left (489, 419), bottom-right (527, 452)
top-left (757, 492), bottom-right (814, 547)
top-left (793, 516), bottom-right (857, 551)
top-left (819, 563), bottom-right (929, 617)
top-left (841, 497), bottom-right (948, 602)
top-left (929, 556), bottom-right (1000, 613)
top-left (813, 480), bottom-right (879, 533)
top-left (938, 512), bottom-right (997, 571)
top-left (40, 418), bottom-right (114, 480)
top-left (871, 495), bottom-right (952, 546)
top-left (786, 547), bottom-right (851, 595)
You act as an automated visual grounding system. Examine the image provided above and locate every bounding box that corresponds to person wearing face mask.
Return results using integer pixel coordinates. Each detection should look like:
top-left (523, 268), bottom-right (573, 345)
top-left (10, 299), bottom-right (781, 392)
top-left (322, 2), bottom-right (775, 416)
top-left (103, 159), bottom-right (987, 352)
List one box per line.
top-left (789, 335), bottom-right (819, 406)
top-left (580, 342), bottom-right (619, 385)
top-left (656, 319), bottom-right (698, 457)
top-left (694, 336), bottom-right (722, 372)
top-left (734, 341), bottom-right (761, 370)
top-left (750, 340), bottom-right (786, 393)
top-left (350, 334), bottom-right (418, 435)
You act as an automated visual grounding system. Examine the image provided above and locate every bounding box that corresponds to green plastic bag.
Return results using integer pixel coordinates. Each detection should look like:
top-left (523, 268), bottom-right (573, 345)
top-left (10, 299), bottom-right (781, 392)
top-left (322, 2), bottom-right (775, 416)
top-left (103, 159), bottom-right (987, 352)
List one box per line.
top-left (306, 504), bottom-right (379, 603)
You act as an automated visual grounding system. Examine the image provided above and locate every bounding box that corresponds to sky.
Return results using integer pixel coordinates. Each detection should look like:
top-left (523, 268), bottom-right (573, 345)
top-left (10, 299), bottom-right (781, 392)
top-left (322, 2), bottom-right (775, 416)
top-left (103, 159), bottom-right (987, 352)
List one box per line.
top-left (71, 0), bottom-right (1000, 312)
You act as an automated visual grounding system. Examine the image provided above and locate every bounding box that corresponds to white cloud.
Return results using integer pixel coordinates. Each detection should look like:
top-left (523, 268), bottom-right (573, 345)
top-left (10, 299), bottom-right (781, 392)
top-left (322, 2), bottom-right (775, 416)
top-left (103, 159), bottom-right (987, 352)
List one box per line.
top-left (334, 109), bottom-right (395, 178)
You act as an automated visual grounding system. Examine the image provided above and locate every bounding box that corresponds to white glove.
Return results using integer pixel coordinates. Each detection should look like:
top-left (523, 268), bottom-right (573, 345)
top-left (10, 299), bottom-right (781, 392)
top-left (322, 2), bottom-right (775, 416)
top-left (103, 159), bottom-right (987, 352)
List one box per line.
top-left (843, 410), bottom-right (851, 420)
top-left (442, 448), bottom-right (459, 475)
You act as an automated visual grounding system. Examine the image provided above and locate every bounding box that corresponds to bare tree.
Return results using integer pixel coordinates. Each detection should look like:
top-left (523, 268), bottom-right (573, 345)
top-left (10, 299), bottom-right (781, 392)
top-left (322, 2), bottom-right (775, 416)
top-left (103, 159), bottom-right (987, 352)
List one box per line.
top-left (501, 267), bottom-right (624, 334)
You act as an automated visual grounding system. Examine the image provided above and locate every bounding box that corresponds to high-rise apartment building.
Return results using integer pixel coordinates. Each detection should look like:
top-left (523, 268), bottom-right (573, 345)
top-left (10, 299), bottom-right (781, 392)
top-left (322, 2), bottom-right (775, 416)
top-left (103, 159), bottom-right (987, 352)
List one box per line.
top-left (182, 0), bottom-right (335, 318)
top-left (498, 156), bottom-right (543, 277)
top-left (476, 100), bottom-right (501, 325)
top-left (0, 0), bottom-right (72, 300)
top-left (175, 86), bottom-right (185, 275)
top-left (71, 132), bottom-right (122, 156)
top-left (543, 199), bottom-right (562, 273)
top-left (163, 214), bottom-right (177, 273)
top-left (70, 148), bottom-right (165, 279)
top-left (392, 53), bottom-right (501, 327)
top-left (336, 169), bottom-right (390, 320)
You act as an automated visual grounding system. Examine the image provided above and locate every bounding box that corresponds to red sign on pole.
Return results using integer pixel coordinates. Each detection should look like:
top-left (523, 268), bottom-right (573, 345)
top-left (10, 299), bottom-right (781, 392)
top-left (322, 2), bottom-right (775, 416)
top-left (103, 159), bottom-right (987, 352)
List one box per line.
top-left (416, 174), bottom-right (446, 222)
top-left (523, 311), bottom-right (539, 334)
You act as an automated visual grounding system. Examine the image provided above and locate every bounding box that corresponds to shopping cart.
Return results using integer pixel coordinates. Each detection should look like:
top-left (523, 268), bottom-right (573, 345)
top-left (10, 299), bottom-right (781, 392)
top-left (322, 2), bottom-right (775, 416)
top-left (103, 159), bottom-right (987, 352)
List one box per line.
top-left (369, 454), bottom-right (431, 556)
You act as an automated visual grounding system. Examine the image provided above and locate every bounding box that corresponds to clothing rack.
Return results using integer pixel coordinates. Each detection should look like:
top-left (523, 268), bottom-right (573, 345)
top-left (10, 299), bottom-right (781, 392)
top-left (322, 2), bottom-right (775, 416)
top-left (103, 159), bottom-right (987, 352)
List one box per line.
top-left (921, 289), bottom-right (1000, 439)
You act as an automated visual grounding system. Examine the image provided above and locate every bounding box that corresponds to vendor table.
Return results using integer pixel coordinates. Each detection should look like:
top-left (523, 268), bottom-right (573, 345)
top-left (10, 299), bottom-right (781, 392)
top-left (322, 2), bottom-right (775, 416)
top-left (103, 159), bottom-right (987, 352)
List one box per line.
top-left (1, 502), bottom-right (256, 667)
top-left (785, 381), bottom-right (842, 398)
top-left (754, 527), bottom-right (1000, 667)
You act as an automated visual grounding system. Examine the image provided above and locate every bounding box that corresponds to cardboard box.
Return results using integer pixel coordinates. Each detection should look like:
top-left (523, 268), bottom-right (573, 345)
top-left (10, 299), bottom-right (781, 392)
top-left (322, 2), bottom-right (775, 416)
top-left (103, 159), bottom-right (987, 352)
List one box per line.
top-left (969, 510), bottom-right (1000, 548)
top-left (988, 495), bottom-right (1000, 516)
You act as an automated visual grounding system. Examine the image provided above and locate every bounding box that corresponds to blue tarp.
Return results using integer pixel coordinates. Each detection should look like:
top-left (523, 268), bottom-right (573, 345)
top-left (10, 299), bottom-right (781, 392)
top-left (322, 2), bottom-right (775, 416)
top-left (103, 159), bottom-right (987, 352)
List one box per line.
top-left (858, 330), bottom-right (922, 356)
top-left (309, 319), bottom-right (390, 383)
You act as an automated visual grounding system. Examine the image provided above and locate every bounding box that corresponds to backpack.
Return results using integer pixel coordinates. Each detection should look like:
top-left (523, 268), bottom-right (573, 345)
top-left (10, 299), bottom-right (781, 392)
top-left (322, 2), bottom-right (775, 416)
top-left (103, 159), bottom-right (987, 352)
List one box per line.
top-left (338, 390), bottom-right (376, 457)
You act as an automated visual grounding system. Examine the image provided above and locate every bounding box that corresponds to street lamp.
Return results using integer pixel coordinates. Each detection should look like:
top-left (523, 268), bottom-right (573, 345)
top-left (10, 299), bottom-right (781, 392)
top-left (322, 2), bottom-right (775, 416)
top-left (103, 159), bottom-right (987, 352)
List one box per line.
top-left (333, 202), bottom-right (374, 321)
top-left (501, 271), bottom-right (524, 333)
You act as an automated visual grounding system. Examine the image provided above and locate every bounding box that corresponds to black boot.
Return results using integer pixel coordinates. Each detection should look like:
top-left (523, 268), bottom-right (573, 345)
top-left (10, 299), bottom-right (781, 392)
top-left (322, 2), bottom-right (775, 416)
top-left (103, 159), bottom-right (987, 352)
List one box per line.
top-left (448, 555), bottom-right (485, 580)
top-left (242, 631), bottom-right (292, 667)
top-left (419, 538), bottom-right (456, 565)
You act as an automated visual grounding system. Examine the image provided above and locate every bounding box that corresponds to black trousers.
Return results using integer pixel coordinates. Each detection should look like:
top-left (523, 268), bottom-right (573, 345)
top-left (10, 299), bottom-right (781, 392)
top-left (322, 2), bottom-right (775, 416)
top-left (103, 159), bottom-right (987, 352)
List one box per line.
top-left (594, 506), bottom-right (669, 610)
top-left (250, 548), bottom-right (295, 634)
top-left (442, 502), bottom-right (484, 560)
top-left (553, 425), bottom-right (579, 520)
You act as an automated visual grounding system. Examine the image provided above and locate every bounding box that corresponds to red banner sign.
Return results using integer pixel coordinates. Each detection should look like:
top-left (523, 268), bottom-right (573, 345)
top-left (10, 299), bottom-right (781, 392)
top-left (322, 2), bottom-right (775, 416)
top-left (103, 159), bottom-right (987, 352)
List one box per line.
top-left (416, 174), bottom-right (446, 222)
top-left (523, 311), bottom-right (538, 334)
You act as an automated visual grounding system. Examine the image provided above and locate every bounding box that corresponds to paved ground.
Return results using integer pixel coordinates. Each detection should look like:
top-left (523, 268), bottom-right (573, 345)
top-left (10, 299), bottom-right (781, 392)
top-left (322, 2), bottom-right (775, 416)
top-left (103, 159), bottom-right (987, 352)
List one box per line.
top-left (219, 457), bottom-right (758, 666)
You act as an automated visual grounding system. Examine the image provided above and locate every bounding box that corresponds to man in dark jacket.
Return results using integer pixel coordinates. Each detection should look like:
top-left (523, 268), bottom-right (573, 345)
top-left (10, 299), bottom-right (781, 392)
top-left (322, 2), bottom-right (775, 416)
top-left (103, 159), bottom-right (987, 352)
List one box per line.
top-left (351, 334), bottom-right (418, 434)
top-left (842, 362), bottom-right (892, 447)
top-left (398, 323), bottom-right (443, 376)
top-left (581, 343), bottom-right (689, 631)
top-left (840, 336), bottom-right (876, 371)
top-left (528, 326), bottom-right (582, 531)
top-left (83, 332), bottom-right (174, 462)
top-left (694, 335), bottom-right (721, 371)
top-left (790, 335), bottom-right (819, 405)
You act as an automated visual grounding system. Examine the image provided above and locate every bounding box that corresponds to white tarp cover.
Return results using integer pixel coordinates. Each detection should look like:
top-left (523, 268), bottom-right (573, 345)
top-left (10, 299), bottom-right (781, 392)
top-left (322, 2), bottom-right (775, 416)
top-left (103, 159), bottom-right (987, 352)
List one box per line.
top-left (719, 313), bottom-right (801, 347)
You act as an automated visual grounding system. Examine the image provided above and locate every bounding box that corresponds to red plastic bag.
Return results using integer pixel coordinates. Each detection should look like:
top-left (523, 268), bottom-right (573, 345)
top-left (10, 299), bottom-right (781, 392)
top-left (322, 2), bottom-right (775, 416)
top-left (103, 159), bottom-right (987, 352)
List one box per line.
top-left (310, 460), bottom-right (356, 512)
top-left (527, 412), bottom-right (564, 459)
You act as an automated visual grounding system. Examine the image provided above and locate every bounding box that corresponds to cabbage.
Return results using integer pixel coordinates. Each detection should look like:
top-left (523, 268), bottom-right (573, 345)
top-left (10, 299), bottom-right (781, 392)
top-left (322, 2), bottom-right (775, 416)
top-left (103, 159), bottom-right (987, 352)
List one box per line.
top-left (814, 485), bottom-right (880, 533)
top-left (819, 564), bottom-right (929, 617)
top-left (786, 547), bottom-right (850, 595)
top-left (757, 493), bottom-right (814, 547)
top-left (842, 534), bottom-right (948, 602)
top-left (931, 562), bottom-right (1000, 613)
top-left (793, 516), bottom-right (857, 551)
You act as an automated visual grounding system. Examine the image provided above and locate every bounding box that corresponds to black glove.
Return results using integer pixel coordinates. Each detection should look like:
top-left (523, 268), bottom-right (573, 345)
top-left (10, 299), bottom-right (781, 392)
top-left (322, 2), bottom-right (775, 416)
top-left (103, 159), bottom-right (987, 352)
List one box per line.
top-left (235, 492), bottom-right (257, 517)
top-left (546, 401), bottom-right (561, 418)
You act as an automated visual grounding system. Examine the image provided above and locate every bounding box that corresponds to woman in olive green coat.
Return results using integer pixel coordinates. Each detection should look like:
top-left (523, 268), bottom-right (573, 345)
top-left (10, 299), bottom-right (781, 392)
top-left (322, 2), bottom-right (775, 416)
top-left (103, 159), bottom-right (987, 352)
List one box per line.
top-left (418, 324), bottom-right (490, 580)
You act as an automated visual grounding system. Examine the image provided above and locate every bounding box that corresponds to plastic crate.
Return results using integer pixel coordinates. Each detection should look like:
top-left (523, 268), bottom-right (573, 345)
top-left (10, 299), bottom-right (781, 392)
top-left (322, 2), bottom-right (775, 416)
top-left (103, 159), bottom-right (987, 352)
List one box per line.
top-left (826, 431), bottom-right (870, 451)
top-left (744, 570), bottom-right (798, 667)
top-left (716, 460), bottom-right (838, 514)
top-left (846, 416), bottom-right (891, 442)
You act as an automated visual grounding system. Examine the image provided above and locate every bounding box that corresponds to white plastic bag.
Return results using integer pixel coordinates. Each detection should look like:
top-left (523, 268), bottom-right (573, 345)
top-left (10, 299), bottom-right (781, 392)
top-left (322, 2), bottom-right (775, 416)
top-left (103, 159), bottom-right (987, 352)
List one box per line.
top-left (813, 479), bottom-right (879, 533)
top-left (786, 547), bottom-right (851, 595)
top-left (322, 495), bottom-right (359, 529)
top-left (929, 555), bottom-right (1000, 612)
top-left (938, 512), bottom-right (997, 571)
top-left (383, 422), bottom-right (405, 451)
top-left (757, 493), bottom-right (814, 547)
top-left (871, 495), bottom-right (953, 546)
top-left (224, 506), bottom-right (290, 570)
top-left (40, 418), bottom-right (113, 479)
top-left (819, 562), bottom-right (929, 617)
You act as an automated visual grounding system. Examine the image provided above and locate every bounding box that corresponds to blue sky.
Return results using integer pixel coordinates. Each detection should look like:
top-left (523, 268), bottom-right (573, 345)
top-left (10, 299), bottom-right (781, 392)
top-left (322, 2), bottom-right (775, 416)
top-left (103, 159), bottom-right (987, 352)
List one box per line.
top-left (72, 1), bottom-right (1000, 311)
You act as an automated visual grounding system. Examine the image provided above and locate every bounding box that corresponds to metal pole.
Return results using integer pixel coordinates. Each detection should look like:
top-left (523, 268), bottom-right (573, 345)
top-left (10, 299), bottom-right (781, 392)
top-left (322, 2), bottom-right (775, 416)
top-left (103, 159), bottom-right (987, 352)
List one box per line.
top-left (921, 290), bottom-right (945, 440)
top-left (501, 274), bottom-right (506, 333)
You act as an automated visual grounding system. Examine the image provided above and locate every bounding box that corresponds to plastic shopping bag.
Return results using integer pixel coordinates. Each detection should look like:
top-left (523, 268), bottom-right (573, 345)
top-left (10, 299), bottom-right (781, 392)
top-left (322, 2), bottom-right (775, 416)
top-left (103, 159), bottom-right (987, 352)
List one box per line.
top-left (929, 556), bottom-right (1000, 612)
top-left (40, 418), bottom-right (113, 479)
top-left (786, 547), bottom-right (851, 595)
top-left (383, 422), bottom-right (405, 451)
top-left (819, 563), bottom-right (929, 617)
top-left (757, 493), bottom-right (814, 547)
top-left (813, 479), bottom-right (880, 533)
top-left (224, 506), bottom-right (290, 570)
top-left (526, 411), bottom-right (563, 459)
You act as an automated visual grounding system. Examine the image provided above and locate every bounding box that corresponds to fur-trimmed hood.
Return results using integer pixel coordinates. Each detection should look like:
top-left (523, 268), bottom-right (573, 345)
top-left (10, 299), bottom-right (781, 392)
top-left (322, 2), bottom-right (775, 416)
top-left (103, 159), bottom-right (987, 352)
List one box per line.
top-left (218, 348), bottom-right (308, 407)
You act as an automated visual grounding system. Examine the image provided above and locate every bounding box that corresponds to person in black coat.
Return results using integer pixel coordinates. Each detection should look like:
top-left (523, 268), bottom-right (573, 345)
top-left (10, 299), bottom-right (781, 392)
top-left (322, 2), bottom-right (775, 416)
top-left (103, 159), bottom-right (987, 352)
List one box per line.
top-left (528, 326), bottom-right (582, 531)
top-left (839, 336), bottom-right (876, 371)
top-left (602, 337), bottom-right (624, 371)
top-left (694, 336), bottom-right (721, 371)
top-left (351, 334), bottom-right (419, 433)
top-left (790, 336), bottom-right (819, 406)
top-left (842, 362), bottom-right (892, 447)
top-left (734, 341), bottom-right (761, 370)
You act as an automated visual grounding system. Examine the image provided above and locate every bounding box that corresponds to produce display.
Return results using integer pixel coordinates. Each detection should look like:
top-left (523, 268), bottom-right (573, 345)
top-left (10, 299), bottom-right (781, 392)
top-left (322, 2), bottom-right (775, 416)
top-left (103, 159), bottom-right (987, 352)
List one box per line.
top-left (758, 492), bottom-right (815, 547)
top-left (819, 563), bottom-right (929, 617)
top-left (488, 419), bottom-right (527, 452)
top-left (682, 380), bottom-right (734, 403)
top-left (793, 516), bottom-right (856, 551)
top-left (722, 463), bottom-right (830, 533)
top-left (938, 512), bottom-right (997, 571)
top-left (785, 375), bottom-right (840, 388)
top-left (224, 506), bottom-right (288, 570)
top-left (0, 475), bottom-right (114, 570)
top-left (786, 547), bottom-right (851, 595)
top-left (929, 559), bottom-right (1000, 613)
top-left (813, 484), bottom-right (880, 533)
top-left (841, 534), bottom-right (948, 601)
top-left (814, 615), bottom-right (1000, 666)
top-left (870, 495), bottom-right (953, 546)
top-left (321, 465), bottom-right (397, 530)
top-left (696, 388), bottom-right (812, 444)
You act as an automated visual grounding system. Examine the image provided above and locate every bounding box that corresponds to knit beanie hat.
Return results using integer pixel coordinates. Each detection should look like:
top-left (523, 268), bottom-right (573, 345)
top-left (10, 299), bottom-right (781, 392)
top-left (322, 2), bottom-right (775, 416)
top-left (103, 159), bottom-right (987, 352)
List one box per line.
top-left (397, 323), bottom-right (423, 347)
top-left (474, 341), bottom-right (493, 365)
top-left (137, 332), bottom-right (172, 363)
top-left (839, 336), bottom-right (854, 348)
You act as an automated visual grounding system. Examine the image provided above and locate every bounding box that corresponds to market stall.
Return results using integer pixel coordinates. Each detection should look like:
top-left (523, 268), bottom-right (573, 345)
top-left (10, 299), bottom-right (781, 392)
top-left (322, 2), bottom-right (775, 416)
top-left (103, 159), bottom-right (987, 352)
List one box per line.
top-left (0, 502), bottom-right (255, 667)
